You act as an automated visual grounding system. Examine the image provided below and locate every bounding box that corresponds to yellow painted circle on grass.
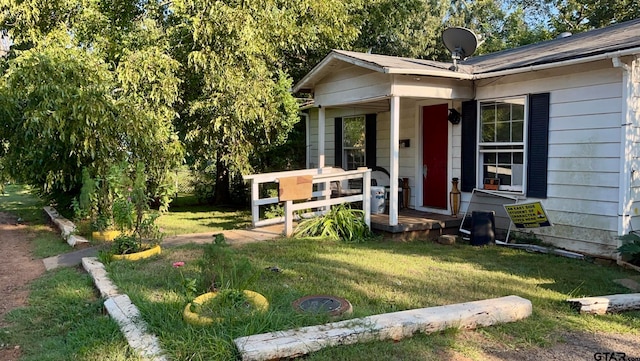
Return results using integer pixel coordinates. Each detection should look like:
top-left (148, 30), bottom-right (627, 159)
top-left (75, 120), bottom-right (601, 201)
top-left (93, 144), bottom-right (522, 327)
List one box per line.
top-left (92, 230), bottom-right (121, 241)
top-left (111, 244), bottom-right (162, 261)
top-left (183, 290), bottom-right (269, 326)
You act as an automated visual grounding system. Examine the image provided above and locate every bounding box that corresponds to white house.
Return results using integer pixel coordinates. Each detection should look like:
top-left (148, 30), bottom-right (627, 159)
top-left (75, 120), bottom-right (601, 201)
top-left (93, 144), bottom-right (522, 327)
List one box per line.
top-left (293, 18), bottom-right (640, 258)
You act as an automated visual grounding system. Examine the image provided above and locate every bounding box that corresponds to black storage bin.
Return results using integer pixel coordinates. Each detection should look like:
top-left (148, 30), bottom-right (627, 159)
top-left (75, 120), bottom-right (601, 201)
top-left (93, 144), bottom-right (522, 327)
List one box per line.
top-left (471, 211), bottom-right (496, 246)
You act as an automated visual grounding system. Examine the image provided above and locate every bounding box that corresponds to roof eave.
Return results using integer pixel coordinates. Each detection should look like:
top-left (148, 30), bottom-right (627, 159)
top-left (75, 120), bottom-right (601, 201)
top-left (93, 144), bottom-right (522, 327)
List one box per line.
top-left (385, 67), bottom-right (474, 79)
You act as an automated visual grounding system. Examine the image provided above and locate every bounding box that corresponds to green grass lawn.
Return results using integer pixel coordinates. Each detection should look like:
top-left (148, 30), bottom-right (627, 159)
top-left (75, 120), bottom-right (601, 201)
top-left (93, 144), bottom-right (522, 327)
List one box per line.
top-left (0, 184), bottom-right (74, 258)
top-left (0, 268), bottom-right (142, 361)
top-left (106, 238), bottom-right (640, 361)
top-left (155, 194), bottom-right (251, 236)
top-left (0, 184), bottom-right (47, 223)
top-left (2, 184), bottom-right (639, 360)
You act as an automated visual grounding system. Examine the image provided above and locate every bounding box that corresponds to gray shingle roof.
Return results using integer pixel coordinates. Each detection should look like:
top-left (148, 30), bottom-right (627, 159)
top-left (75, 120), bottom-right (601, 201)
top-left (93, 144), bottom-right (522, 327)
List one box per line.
top-left (464, 17), bottom-right (640, 73)
top-left (331, 49), bottom-right (473, 74)
top-left (294, 18), bottom-right (640, 92)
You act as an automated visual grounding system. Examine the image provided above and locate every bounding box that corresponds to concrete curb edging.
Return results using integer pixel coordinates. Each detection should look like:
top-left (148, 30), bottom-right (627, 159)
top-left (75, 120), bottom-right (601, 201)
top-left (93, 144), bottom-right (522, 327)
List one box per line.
top-left (43, 206), bottom-right (89, 246)
top-left (234, 295), bottom-right (533, 361)
top-left (82, 257), bottom-right (168, 361)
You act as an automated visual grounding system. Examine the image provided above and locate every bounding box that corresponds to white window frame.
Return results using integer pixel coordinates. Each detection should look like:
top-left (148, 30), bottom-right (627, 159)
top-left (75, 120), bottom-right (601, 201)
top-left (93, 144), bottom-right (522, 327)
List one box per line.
top-left (343, 115), bottom-right (366, 170)
top-left (477, 96), bottom-right (528, 193)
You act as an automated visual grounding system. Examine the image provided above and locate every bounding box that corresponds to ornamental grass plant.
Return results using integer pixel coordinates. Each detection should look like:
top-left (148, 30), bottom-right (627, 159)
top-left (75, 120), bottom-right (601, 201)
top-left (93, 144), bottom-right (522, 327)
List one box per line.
top-left (293, 203), bottom-right (375, 242)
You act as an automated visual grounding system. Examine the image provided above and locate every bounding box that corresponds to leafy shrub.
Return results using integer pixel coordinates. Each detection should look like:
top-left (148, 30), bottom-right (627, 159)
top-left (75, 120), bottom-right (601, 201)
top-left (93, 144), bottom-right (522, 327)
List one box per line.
top-left (111, 234), bottom-right (142, 255)
top-left (618, 232), bottom-right (640, 265)
top-left (293, 203), bottom-right (374, 243)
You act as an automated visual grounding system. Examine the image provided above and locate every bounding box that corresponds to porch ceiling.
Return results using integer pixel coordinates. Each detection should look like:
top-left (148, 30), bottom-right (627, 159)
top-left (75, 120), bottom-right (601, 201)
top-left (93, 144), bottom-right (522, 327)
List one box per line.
top-left (327, 99), bottom-right (391, 112)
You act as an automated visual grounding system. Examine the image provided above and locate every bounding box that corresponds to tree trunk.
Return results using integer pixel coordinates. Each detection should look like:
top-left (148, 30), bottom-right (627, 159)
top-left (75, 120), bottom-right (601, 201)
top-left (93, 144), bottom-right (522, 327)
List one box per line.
top-left (214, 153), bottom-right (231, 204)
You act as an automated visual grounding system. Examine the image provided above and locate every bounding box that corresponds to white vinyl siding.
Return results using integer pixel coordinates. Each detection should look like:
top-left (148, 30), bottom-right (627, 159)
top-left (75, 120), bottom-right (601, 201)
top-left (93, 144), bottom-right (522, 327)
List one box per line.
top-left (314, 65), bottom-right (391, 106)
top-left (476, 64), bottom-right (623, 257)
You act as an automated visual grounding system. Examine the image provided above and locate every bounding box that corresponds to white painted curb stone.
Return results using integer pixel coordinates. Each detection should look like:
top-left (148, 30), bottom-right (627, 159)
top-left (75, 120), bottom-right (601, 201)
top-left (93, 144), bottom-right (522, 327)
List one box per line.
top-left (83, 257), bottom-right (168, 361)
top-left (43, 206), bottom-right (89, 246)
top-left (234, 295), bottom-right (532, 361)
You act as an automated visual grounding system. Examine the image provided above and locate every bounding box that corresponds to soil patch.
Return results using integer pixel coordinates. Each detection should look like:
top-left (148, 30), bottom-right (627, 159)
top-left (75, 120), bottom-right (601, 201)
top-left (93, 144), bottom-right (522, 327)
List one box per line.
top-left (0, 212), bottom-right (47, 361)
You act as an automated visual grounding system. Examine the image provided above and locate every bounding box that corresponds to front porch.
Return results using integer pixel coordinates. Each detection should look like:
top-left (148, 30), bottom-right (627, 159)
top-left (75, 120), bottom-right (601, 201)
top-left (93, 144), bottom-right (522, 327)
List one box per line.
top-left (371, 209), bottom-right (462, 241)
top-left (243, 168), bottom-right (464, 240)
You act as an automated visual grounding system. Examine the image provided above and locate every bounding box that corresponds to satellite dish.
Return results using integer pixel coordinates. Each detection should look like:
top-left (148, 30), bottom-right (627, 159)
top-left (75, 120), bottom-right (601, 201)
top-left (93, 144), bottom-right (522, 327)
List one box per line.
top-left (442, 27), bottom-right (478, 71)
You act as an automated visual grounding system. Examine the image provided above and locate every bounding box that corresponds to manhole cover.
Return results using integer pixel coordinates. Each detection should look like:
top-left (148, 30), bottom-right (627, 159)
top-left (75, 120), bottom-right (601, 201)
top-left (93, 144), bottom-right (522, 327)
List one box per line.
top-left (292, 295), bottom-right (353, 317)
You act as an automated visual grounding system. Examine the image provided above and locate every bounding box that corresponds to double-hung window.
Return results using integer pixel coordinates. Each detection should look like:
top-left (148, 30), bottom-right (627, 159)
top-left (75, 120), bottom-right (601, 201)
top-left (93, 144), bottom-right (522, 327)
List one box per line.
top-left (343, 115), bottom-right (366, 170)
top-left (478, 97), bottom-right (526, 192)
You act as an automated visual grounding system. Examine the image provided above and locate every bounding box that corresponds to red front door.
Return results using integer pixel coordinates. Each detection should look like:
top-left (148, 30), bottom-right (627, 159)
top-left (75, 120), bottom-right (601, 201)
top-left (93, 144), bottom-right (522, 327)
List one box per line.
top-left (422, 104), bottom-right (449, 209)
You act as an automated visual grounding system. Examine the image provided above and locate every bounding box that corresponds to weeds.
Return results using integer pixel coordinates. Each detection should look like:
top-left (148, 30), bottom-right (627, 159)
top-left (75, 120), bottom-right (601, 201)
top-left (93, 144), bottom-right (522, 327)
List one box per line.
top-left (618, 232), bottom-right (640, 265)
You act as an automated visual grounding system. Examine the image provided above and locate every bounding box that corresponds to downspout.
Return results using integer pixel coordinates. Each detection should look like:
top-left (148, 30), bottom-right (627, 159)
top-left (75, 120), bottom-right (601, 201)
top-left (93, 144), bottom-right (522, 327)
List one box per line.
top-left (613, 56), bottom-right (633, 260)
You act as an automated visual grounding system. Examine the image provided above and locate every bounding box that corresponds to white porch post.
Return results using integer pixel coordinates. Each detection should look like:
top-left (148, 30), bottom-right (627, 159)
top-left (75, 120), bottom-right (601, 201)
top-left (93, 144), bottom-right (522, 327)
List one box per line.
top-left (318, 106), bottom-right (330, 202)
top-left (318, 106), bottom-right (326, 169)
top-left (303, 113), bottom-right (310, 169)
top-left (389, 96), bottom-right (400, 226)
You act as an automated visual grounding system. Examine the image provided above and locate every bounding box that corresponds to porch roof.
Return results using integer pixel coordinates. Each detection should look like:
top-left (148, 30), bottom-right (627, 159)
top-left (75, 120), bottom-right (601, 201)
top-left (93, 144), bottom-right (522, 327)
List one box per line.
top-left (293, 50), bottom-right (473, 93)
top-left (293, 18), bottom-right (640, 94)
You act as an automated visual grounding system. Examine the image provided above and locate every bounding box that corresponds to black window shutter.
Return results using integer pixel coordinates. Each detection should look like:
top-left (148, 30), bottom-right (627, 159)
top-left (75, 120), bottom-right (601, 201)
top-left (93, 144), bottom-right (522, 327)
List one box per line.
top-left (334, 117), bottom-right (343, 168)
top-left (461, 100), bottom-right (477, 192)
top-left (365, 113), bottom-right (377, 168)
top-left (527, 93), bottom-right (550, 198)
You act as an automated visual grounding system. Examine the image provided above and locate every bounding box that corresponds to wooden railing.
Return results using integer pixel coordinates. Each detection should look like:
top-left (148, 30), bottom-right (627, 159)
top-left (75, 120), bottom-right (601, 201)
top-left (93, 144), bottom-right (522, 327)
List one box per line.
top-left (243, 167), bottom-right (372, 236)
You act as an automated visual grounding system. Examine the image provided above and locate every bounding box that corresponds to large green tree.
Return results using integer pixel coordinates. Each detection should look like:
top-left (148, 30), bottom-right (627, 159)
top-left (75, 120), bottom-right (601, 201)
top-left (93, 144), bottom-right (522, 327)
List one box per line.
top-left (0, 0), bottom-right (183, 206)
top-left (170, 0), bottom-right (361, 203)
top-left (548, 0), bottom-right (640, 32)
top-left (352, 0), bottom-right (449, 59)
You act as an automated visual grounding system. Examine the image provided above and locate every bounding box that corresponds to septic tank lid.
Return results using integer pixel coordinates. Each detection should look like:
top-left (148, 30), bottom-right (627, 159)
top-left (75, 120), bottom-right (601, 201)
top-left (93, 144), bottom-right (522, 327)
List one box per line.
top-left (292, 295), bottom-right (353, 317)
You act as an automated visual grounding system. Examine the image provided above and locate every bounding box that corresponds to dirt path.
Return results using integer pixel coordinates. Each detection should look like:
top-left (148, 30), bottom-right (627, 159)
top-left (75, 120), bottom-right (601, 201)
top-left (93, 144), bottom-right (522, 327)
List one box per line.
top-left (0, 212), bottom-right (46, 361)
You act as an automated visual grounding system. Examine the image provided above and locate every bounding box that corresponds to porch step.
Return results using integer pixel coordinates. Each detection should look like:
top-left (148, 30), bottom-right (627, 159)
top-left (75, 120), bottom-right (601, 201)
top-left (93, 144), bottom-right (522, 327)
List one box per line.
top-left (370, 209), bottom-right (462, 241)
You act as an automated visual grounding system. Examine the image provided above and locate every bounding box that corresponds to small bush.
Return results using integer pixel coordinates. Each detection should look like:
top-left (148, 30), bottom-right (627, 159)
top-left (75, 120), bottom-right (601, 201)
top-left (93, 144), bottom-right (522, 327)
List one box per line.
top-left (293, 203), bottom-right (374, 243)
top-left (111, 234), bottom-right (142, 255)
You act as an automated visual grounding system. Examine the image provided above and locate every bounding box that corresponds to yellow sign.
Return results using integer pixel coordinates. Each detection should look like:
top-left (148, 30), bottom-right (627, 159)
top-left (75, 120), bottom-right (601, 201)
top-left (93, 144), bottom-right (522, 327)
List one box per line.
top-left (503, 202), bottom-right (552, 228)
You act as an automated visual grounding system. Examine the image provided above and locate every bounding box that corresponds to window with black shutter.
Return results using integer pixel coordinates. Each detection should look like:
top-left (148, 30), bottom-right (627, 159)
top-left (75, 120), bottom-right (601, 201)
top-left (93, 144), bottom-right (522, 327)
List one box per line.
top-left (526, 93), bottom-right (550, 198)
top-left (461, 93), bottom-right (549, 197)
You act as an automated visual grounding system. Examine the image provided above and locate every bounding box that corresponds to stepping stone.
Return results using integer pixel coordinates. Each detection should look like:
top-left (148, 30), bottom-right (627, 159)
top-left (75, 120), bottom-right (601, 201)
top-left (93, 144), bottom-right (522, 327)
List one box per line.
top-left (437, 235), bottom-right (457, 245)
top-left (614, 279), bottom-right (640, 292)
